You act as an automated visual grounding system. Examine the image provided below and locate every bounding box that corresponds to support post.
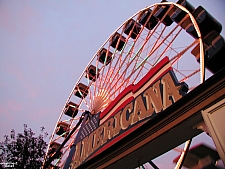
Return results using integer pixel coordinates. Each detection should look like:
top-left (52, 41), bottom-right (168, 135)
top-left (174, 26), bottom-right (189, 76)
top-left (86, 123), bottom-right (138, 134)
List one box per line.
top-left (63, 111), bottom-right (90, 169)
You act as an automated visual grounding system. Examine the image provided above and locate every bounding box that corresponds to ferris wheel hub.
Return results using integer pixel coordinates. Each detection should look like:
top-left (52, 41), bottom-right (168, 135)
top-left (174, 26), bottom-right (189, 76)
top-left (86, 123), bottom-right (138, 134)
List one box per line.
top-left (91, 91), bottom-right (111, 114)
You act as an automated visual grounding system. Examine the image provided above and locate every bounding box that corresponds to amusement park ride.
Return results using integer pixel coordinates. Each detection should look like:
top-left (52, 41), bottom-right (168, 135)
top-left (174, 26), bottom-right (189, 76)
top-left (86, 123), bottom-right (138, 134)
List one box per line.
top-left (43, 0), bottom-right (225, 168)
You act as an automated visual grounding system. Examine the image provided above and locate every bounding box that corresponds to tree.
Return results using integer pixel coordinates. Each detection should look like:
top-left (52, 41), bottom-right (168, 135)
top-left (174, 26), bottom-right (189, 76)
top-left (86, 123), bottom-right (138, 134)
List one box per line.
top-left (0, 124), bottom-right (48, 169)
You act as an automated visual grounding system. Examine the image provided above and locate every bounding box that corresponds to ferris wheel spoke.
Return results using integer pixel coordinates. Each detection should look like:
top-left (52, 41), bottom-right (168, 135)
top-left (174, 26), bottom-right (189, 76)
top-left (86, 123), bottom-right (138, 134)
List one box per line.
top-left (149, 26), bottom-right (167, 57)
top-left (107, 73), bottom-right (130, 99)
top-left (100, 16), bottom-right (152, 95)
top-left (132, 61), bottom-right (149, 85)
top-left (94, 40), bottom-right (115, 99)
top-left (154, 27), bottom-right (182, 66)
top-left (106, 53), bottom-right (140, 95)
top-left (142, 4), bottom-right (176, 58)
top-left (84, 74), bottom-right (94, 108)
top-left (102, 51), bottom-right (132, 93)
top-left (87, 84), bottom-right (94, 110)
top-left (105, 60), bottom-right (134, 96)
top-left (83, 98), bottom-right (90, 110)
top-left (96, 45), bottom-right (112, 95)
top-left (104, 30), bottom-right (153, 95)
top-left (138, 24), bottom-right (181, 70)
top-left (107, 55), bottom-right (141, 98)
top-left (180, 69), bottom-right (200, 82)
top-left (171, 39), bottom-right (199, 65)
top-left (92, 60), bottom-right (101, 106)
top-left (99, 41), bottom-right (134, 96)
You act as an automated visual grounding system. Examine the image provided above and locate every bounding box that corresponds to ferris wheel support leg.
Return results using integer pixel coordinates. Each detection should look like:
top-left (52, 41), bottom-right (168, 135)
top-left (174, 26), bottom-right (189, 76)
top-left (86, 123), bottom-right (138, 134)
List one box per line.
top-left (63, 111), bottom-right (90, 169)
top-left (43, 111), bottom-right (89, 169)
top-left (175, 139), bottom-right (192, 169)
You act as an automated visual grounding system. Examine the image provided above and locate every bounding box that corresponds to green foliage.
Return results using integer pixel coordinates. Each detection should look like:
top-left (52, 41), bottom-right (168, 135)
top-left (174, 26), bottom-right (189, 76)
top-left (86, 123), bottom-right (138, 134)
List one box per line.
top-left (0, 124), bottom-right (48, 169)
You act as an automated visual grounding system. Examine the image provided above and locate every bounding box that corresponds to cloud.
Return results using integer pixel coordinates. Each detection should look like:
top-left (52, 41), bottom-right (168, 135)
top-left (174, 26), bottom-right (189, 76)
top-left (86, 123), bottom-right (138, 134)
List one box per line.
top-left (0, 1), bottom-right (42, 35)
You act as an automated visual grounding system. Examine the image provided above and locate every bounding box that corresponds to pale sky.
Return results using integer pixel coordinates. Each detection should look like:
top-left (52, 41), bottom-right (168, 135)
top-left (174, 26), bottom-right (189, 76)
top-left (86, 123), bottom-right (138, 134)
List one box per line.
top-left (0, 0), bottom-right (225, 168)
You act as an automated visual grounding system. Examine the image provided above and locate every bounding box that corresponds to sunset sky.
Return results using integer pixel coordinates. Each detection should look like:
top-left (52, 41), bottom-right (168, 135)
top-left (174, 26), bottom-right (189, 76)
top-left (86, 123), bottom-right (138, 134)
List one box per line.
top-left (0, 0), bottom-right (225, 168)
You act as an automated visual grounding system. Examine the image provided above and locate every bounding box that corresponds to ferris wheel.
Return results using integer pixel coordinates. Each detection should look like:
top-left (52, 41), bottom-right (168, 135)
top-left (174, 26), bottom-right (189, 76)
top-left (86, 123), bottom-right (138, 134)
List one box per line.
top-left (43, 0), bottom-right (223, 168)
